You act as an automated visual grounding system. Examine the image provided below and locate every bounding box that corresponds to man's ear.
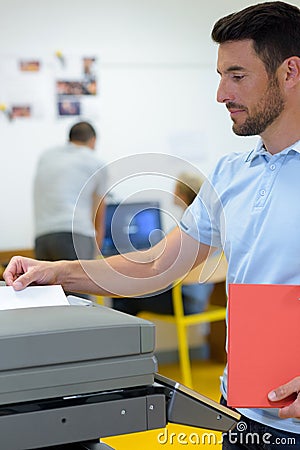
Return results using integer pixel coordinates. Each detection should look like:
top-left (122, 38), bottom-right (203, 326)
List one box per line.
top-left (88, 136), bottom-right (96, 150)
top-left (284, 56), bottom-right (300, 86)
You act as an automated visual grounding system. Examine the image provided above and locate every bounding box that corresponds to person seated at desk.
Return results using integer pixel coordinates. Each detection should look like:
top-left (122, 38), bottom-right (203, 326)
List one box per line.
top-left (112, 172), bottom-right (214, 316)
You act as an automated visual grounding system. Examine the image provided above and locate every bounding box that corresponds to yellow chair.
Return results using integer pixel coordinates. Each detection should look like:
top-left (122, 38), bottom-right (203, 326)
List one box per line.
top-left (95, 295), bottom-right (105, 305)
top-left (139, 253), bottom-right (228, 388)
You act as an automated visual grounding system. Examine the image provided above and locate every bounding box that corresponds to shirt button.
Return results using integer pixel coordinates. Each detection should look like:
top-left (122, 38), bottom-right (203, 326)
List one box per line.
top-left (260, 189), bottom-right (266, 196)
top-left (270, 164), bottom-right (276, 170)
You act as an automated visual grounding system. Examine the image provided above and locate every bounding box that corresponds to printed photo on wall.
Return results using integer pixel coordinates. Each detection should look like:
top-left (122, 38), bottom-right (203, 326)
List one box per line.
top-left (19, 60), bottom-right (41, 72)
top-left (57, 99), bottom-right (81, 116)
top-left (83, 57), bottom-right (96, 81)
top-left (11, 105), bottom-right (31, 118)
top-left (56, 80), bottom-right (97, 96)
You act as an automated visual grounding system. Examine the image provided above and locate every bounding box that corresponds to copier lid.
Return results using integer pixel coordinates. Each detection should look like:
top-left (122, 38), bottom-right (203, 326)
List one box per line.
top-left (0, 305), bottom-right (155, 370)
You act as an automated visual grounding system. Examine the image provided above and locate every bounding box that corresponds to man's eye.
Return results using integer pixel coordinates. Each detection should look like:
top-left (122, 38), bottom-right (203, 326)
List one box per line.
top-left (232, 75), bottom-right (245, 81)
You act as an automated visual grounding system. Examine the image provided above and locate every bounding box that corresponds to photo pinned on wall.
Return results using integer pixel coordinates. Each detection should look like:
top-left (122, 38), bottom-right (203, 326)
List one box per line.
top-left (56, 80), bottom-right (97, 96)
top-left (57, 99), bottom-right (81, 117)
top-left (11, 105), bottom-right (31, 118)
top-left (83, 57), bottom-right (96, 81)
top-left (19, 60), bottom-right (41, 72)
top-left (0, 105), bottom-right (32, 121)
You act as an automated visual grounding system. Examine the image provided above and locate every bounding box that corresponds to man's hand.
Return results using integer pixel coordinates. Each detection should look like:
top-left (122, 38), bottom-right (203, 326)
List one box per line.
top-left (3, 256), bottom-right (60, 290)
top-left (268, 377), bottom-right (300, 419)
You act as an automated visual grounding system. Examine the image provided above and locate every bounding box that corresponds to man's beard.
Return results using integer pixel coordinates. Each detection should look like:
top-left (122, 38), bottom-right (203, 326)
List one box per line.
top-left (231, 76), bottom-right (285, 136)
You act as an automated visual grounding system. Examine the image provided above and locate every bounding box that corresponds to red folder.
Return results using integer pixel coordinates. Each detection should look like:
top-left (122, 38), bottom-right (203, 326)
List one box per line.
top-left (227, 283), bottom-right (300, 408)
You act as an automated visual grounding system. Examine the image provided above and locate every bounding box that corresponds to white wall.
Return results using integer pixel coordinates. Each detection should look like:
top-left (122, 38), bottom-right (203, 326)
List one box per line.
top-left (0, 0), bottom-right (279, 250)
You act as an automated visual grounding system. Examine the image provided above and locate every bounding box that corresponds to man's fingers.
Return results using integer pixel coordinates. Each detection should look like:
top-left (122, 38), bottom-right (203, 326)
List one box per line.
top-left (3, 257), bottom-right (22, 286)
top-left (278, 397), bottom-right (300, 419)
top-left (3, 256), bottom-right (36, 290)
top-left (12, 279), bottom-right (27, 291)
top-left (268, 377), bottom-right (300, 401)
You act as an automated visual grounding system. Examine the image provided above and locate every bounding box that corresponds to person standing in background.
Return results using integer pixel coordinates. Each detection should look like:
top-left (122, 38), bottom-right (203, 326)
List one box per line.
top-left (34, 121), bottom-right (107, 297)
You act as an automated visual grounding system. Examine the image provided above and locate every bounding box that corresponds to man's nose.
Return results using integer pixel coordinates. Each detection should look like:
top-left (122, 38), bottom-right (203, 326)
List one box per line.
top-left (216, 79), bottom-right (233, 104)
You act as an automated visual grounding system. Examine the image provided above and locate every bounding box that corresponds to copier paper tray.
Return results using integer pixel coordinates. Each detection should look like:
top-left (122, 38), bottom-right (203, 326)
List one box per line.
top-left (0, 303), bottom-right (156, 405)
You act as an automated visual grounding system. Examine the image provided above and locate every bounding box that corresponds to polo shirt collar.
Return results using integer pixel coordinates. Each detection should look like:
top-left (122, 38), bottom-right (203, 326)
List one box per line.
top-left (245, 138), bottom-right (300, 163)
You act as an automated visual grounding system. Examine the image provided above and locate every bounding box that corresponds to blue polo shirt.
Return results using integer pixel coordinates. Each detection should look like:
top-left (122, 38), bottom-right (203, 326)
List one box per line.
top-left (180, 138), bottom-right (300, 433)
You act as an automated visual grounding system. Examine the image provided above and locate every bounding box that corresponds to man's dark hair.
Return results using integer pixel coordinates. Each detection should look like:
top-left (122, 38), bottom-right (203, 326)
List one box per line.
top-left (211, 1), bottom-right (300, 75)
top-left (69, 121), bottom-right (96, 143)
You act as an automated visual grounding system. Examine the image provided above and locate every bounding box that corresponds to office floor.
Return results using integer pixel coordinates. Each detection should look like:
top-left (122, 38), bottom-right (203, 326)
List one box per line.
top-left (102, 360), bottom-right (225, 450)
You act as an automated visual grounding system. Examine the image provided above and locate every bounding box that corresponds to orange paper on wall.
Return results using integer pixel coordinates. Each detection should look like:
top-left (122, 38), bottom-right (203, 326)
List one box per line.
top-left (227, 283), bottom-right (300, 408)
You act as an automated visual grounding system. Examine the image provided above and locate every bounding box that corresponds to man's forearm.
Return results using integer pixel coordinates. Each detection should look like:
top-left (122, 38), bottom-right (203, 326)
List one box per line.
top-left (58, 249), bottom-right (175, 297)
top-left (58, 227), bottom-right (209, 297)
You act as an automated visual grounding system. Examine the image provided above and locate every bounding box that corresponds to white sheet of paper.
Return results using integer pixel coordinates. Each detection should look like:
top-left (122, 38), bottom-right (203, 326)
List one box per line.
top-left (0, 285), bottom-right (69, 310)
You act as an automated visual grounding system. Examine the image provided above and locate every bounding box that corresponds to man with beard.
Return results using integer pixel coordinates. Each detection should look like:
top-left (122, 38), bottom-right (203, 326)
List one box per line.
top-left (4, 2), bottom-right (300, 448)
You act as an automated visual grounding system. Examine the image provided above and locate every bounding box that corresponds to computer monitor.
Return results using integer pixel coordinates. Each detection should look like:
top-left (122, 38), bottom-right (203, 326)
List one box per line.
top-left (101, 201), bottom-right (164, 256)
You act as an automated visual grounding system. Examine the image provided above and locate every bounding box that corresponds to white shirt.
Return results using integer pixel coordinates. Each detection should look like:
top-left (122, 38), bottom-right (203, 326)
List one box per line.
top-left (34, 143), bottom-right (107, 238)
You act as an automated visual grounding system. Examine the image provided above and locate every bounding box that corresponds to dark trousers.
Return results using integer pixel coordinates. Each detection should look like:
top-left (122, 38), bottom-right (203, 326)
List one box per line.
top-left (112, 290), bottom-right (205, 316)
top-left (35, 232), bottom-right (95, 299)
top-left (220, 396), bottom-right (300, 449)
top-left (112, 283), bottom-right (214, 316)
top-left (113, 290), bottom-right (178, 316)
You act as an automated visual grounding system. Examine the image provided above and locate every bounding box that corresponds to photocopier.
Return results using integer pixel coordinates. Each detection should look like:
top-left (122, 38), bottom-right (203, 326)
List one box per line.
top-left (0, 295), bottom-right (240, 450)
